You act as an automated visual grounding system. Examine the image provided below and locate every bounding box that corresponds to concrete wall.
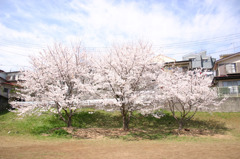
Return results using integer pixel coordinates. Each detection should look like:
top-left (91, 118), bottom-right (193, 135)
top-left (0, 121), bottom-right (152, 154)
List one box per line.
top-left (161, 97), bottom-right (240, 112)
top-left (212, 97), bottom-right (240, 112)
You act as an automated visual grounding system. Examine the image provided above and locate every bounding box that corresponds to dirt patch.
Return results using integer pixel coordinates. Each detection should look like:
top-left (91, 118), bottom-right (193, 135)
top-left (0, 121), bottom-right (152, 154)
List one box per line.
top-left (61, 127), bottom-right (144, 139)
top-left (171, 128), bottom-right (222, 136)
top-left (46, 127), bottom-right (230, 140)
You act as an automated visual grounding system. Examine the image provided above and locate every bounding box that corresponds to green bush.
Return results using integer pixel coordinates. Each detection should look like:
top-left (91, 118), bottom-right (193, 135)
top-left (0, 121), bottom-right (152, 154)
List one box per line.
top-left (52, 129), bottom-right (69, 136)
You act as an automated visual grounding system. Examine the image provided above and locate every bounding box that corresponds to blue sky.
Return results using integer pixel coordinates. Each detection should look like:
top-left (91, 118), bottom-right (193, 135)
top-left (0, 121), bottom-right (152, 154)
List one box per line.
top-left (0, 0), bottom-right (240, 71)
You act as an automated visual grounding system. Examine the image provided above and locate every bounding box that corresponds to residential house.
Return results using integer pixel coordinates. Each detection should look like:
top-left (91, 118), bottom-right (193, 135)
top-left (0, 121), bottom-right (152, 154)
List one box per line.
top-left (212, 52), bottom-right (240, 97)
top-left (0, 70), bottom-right (22, 99)
top-left (164, 51), bottom-right (216, 74)
top-left (152, 54), bottom-right (176, 64)
top-left (164, 60), bottom-right (191, 72)
top-left (182, 51), bottom-right (216, 70)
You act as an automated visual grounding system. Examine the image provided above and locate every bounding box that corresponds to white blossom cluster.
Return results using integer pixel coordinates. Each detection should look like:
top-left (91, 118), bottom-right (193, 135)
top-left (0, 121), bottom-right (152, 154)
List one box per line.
top-left (10, 41), bottom-right (221, 128)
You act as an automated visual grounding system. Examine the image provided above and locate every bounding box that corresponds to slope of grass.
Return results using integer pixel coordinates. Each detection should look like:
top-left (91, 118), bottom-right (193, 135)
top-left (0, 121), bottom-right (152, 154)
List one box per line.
top-left (0, 110), bottom-right (66, 136)
top-left (0, 109), bottom-right (239, 141)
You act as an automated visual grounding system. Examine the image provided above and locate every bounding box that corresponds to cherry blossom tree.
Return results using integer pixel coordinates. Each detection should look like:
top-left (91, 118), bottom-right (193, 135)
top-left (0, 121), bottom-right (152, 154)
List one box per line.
top-left (156, 69), bottom-right (221, 133)
top-left (94, 41), bottom-right (162, 131)
top-left (12, 43), bottom-right (93, 127)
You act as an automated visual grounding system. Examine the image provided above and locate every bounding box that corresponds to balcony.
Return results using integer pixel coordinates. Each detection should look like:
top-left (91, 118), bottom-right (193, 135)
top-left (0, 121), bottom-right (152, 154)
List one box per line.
top-left (217, 86), bottom-right (240, 97)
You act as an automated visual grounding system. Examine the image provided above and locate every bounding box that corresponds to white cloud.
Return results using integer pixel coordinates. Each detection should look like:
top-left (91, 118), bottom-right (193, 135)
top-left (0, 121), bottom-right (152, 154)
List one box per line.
top-left (0, 0), bottom-right (240, 71)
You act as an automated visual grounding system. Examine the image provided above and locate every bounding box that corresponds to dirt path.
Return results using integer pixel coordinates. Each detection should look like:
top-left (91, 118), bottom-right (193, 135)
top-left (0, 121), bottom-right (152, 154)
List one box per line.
top-left (1, 136), bottom-right (240, 159)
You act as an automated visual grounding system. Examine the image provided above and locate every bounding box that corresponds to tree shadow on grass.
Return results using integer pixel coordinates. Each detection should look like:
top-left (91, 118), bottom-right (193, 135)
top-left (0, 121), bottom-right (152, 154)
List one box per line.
top-left (186, 118), bottom-right (228, 134)
top-left (31, 110), bottom-right (122, 136)
top-left (31, 110), bottom-right (229, 140)
top-left (72, 110), bottom-right (122, 128)
top-left (126, 112), bottom-right (229, 140)
top-left (0, 110), bottom-right (10, 116)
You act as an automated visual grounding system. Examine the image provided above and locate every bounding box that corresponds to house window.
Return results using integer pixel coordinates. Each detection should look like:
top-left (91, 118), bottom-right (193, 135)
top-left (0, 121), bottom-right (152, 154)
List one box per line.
top-left (3, 88), bottom-right (8, 93)
top-left (226, 63), bottom-right (236, 73)
top-left (222, 81), bottom-right (240, 94)
top-left (189, 58), bottom-right (195, 61)
top-left (223, 81), bottom-right (240, 87)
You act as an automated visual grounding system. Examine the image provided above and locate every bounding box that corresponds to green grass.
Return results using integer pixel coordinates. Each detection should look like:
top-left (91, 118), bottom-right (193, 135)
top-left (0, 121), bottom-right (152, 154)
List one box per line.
top-left (0, 110), bottom-right (66, 137)
top-left (72, 109), bottom-right (122, 128)
top-left (0, 109), bottom-right (240, 141)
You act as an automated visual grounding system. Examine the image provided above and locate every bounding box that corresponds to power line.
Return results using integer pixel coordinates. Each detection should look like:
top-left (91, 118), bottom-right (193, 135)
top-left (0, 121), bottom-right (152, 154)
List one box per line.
top-left (0, 33), bottom-right (240, 58)
top-left (208, 46), bottom-right (240, 55)
top-left (0, 48), bottom-right (32, 56)
top-left (1, 32), bottom-right (240, 49)
top-left (0, 64), bottom-right (30, 67)
top-left (0, 42), bottom-right (45, 50)
top-left (161, 45), bottom-right (240, 57)
top-left (0, 39), bottom-right (49, 48)
top-left (152, 33), bottom-right (240, 47)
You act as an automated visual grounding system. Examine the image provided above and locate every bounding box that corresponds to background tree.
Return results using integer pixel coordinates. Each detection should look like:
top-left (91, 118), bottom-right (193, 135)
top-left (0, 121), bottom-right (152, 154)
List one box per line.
top-left (94, 41), bottom-right (161, 131)
top-left (156, 69), bottom-right (221, 133)
top-left (12, 43), bottom-right (93, 127)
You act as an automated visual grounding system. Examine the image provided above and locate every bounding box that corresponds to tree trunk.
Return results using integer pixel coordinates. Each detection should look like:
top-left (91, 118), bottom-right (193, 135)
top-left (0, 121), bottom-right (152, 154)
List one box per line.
top-left (121, 103), bottom-right (130, 131)
top-left (178, 120), bottom-right (184, 134)
top-left (123, 113), bottom-right (129, 131)
top-left (67, 116), bottom-right (72, 127)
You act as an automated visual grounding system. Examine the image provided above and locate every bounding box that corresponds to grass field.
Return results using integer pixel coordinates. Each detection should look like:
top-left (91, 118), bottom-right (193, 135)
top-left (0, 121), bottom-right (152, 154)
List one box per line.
top-left (0, 109), bottom-right (240, 158)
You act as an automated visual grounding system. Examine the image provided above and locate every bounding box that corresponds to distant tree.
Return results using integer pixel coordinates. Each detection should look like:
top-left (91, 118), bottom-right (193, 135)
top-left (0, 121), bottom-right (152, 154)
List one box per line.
top-left (156, 69), bottom-right (221, 133)
top-left (94, 41), bottom-right (161, 131)
top-left (12, 43), bottom-right (93, 127)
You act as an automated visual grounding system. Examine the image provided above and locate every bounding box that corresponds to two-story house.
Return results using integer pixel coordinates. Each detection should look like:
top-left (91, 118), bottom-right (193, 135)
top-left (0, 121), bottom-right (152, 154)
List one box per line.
top-left (212, 52), bottom-right (240, 97)
top-left (164, 51), bottom-right (215, 74)
top-left (0, 70), bottom-right (23, 111)
top-left (0, 70), bottom-right (22, 99)
top-left (182, 51), bottom-right (216, 71)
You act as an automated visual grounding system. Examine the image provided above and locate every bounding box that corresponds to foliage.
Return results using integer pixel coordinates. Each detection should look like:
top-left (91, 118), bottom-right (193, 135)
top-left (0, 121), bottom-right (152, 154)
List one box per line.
top-left (11, 43), bottom-right (94, 127)
top-left (9, 40), bottom-right (223, 132)
top-left (94, 40), bottom-right (162, 130)
top-left (156, 69), bottom-right (222, 133)
top-left (51, 129), bottom-right (70, 136)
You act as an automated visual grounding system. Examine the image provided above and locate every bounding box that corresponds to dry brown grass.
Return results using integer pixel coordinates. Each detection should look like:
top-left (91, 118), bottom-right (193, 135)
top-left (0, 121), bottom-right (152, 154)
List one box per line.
top-left (1, 135), bottom-right (240, 159)
top-left (1, 111), bottom-right (240, 158)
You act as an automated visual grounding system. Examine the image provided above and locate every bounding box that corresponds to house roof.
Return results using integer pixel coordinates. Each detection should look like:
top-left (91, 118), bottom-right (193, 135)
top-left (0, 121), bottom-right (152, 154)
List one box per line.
top-left (213, 52), bottom-right (240, 70)
top-left (0, 77), bottom-right (7, 82)
top-left (152, 54), bottom-right (176, 64)
top-left (164, 60), bottom-right (190, 66)
top-left (154, 54), bottom-right (176, 61)
top-left (1, 82), bottom-right (17, 86)
top-left (1, 82), bottom-right (21, 87)
top-left (6, 71), bottom-right (20, 74)
top-left (214, 73), bottom-right (240, 80)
